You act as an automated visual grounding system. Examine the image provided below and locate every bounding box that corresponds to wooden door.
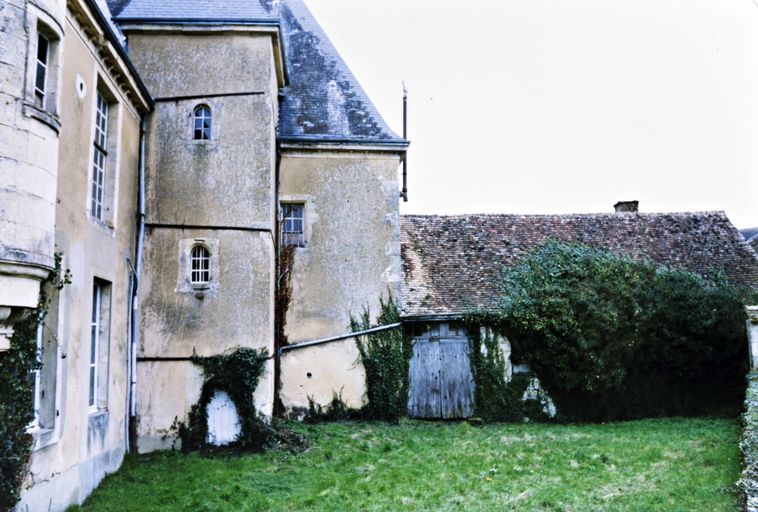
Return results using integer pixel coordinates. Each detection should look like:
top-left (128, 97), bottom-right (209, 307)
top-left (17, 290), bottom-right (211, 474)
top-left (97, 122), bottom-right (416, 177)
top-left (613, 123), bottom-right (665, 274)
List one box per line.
top-left (407, 323), bottom-right (475, 419)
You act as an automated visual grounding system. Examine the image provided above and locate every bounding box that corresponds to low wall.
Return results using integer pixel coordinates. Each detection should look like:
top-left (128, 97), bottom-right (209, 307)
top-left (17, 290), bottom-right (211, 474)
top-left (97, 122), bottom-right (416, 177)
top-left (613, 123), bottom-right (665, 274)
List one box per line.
top-left (740, 372), bottom-right (758, 511)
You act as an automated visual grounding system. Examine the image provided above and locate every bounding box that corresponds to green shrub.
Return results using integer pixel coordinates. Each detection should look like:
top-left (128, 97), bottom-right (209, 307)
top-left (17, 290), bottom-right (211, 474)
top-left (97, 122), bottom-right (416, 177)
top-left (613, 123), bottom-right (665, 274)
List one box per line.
top-left (493, 241), bottom-right (748, 422)
top-left (352, 293), bottom-right (410, 421)
top-left (303, 392), bottom-right (360, 423)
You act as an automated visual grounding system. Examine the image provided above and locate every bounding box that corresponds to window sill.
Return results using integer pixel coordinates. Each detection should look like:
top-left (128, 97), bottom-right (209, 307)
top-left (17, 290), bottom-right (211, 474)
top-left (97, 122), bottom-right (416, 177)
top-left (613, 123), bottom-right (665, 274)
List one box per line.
top-left (88, 216), bottom-right (116, 235)
top-left (22, 102), bottom-right (61, 134)
top-left (28, 427), bottom-right (58, 451)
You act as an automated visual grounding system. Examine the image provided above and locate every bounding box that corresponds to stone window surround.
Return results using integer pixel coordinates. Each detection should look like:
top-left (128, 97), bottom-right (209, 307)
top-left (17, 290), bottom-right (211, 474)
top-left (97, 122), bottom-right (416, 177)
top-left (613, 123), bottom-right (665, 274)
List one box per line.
top-left (186, 100), bottom-right (220, 145)
top-left (89, 279), bottom-right (111, 414)
top-left (280, 196), bottom-right (314, 249)
top-left (22, 7), bottom-right (64, 133)
top-left (27, 276), bottom-right (68, 451)
top-left (177, 238), bottom-right (220, 296)
top-left (86, 76), bottom-right (122, 233)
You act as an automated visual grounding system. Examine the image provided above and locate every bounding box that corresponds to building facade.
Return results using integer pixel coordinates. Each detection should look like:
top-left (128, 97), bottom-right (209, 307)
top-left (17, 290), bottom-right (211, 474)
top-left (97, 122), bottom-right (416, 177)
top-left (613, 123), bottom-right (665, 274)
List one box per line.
top-left (1, 0), bottom-right (407, 510)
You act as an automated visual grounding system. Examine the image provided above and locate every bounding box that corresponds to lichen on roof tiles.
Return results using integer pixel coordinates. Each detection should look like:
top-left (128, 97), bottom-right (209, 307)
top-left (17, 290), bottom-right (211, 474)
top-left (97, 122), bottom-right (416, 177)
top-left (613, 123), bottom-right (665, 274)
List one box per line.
top-left (401, 212), bottom-right (758, 318)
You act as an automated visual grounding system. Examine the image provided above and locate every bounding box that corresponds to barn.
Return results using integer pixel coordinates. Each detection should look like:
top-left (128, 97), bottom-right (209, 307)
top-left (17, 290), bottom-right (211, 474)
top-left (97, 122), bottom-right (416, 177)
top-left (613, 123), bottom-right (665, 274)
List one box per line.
top-left (400, 205), bottom-right (758, 419)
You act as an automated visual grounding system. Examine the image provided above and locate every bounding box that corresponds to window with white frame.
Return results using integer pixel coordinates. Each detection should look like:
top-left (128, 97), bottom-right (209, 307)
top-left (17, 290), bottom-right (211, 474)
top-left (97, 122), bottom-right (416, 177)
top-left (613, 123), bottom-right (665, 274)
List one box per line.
top-left (193, 105), bottom-right (212, 140)
top-left (91, 91), bottom-right (109, 221)
top-left (89, 280), bottom-right (111, 412)
top-left (34, 33), bottom-right (49, 109)
top-left (282, 203), bottom-right (305, 247)
top-left (29, 323), bottom-right (44, 429)
top-left (190, 245), bottom-right (211, 285)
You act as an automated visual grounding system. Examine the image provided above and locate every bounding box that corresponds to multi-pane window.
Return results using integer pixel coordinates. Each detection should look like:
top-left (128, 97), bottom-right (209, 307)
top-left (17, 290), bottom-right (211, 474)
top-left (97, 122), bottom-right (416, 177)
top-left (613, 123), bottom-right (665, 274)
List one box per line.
top-left (29, 324), bottom-right (44, 429)
top-left (89, 283), bottom-right (101, 410)
top-left (190, 245), bottom-right (211, 284)
top-left (34, 33), bottom-right (49, 109)
top-left (88, 280), bottom-right (110, 412)
top-left (91, 92), bottom-right (109, 220)
top-left (193, 105), bottom-right (211, 140)
top-left (282, 203), bottom-right (305, 246)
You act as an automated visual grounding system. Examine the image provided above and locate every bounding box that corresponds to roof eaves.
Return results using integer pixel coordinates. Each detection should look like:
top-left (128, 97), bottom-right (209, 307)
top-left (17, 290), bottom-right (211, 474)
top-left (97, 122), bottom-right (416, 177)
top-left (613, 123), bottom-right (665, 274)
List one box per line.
top-left (114, 17), bottom-right (279, 25)
top-left (278, 135), bottom-right (409, 148)
top-left (82, 0), bottom-right (154, 111)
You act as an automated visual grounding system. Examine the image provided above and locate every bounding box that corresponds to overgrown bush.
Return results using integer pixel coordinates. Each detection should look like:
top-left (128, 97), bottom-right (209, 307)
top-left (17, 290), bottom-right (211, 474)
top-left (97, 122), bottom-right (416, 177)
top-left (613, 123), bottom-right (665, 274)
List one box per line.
top-left (493, 241), bottom-right (748, 422)
top-left (180, 348), bottom-right (307, 453)
top-left (0, 254), bottom-right (69, 511)
top-left (352, 293), bottom-right (410, 421)
top-left (466, 326), bottom-right (547, 422)
top-left (303, 392), bottom-right (360, 423)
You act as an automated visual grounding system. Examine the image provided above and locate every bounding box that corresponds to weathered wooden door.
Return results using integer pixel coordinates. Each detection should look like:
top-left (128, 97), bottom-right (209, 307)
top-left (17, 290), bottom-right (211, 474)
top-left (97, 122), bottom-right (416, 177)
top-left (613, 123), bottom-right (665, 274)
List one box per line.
top-left (407, 323), bottom-right (475, 419)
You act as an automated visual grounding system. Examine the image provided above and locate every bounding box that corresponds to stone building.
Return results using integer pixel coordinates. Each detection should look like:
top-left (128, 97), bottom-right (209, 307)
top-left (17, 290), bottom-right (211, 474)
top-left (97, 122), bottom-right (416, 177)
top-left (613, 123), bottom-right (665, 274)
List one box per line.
top-left (1, 0), bottom-right (406, 510)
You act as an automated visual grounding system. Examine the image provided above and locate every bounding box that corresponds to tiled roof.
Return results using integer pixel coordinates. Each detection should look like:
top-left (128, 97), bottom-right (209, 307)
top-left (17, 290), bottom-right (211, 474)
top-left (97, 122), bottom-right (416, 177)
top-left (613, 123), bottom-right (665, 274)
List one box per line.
top-left (750, 238), bottom-right (758, 255)
top-left (401, 212), bottom-right (758, 318)
top-left (109, 0), bottom-right (405, 145)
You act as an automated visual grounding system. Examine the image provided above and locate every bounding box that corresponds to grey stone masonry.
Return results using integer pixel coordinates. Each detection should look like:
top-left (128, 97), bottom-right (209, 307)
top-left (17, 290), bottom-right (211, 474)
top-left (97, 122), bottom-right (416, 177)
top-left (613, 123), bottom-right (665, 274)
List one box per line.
top-left (749, 307), bottom-right (758, 371)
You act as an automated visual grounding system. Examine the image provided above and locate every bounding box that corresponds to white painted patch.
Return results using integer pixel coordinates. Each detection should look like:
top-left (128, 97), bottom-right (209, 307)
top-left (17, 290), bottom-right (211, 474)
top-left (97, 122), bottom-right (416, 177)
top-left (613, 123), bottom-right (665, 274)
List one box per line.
top-left (522, 377), bottom-right (557, 418)
top-left (205, 390), bottom-right (241, 446)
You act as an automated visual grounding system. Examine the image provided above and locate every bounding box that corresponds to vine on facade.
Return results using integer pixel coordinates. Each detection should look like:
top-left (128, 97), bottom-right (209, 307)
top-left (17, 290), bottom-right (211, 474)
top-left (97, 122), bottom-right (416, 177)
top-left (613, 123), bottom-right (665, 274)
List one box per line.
top-left (0, 253), bottom-right (70, 512)
top-left (352, 292), bottom-right (411, 422)
top-left (179, 347), bottom-right (307, 453)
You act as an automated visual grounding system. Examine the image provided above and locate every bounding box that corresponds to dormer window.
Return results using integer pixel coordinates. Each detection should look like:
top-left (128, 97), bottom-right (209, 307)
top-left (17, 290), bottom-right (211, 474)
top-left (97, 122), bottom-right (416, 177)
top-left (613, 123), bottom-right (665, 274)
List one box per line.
top-left (193, 105), bottom-right (211, 140)
top-left (190, 245), bottom-right (211, 284)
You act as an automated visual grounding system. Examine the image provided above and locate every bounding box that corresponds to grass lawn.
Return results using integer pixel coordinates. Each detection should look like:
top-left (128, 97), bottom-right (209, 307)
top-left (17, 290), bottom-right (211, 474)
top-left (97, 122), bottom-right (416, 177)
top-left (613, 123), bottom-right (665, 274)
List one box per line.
top-left (73, 417), bottom-right (740, 511)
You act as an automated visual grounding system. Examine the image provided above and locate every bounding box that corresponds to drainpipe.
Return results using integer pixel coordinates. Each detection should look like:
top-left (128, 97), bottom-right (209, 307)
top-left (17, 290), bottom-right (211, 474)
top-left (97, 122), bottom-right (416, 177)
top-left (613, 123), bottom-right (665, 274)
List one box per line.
top-left (401, 82), bottom-right (408, 202)
top-left (128, 114), bottom-right (147, 451)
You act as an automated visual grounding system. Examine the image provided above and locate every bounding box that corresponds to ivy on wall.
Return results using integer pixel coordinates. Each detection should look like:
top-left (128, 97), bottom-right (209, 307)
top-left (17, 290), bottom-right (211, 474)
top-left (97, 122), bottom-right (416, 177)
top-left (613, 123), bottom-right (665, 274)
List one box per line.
top-left (351, 293), bottom-right (411, 422)
top-left (179, 348), bottom-right (307, 453)
top-left (465, 323), bottom-right (550, 423)
top-left (0, 254), bottom-right (70, 512)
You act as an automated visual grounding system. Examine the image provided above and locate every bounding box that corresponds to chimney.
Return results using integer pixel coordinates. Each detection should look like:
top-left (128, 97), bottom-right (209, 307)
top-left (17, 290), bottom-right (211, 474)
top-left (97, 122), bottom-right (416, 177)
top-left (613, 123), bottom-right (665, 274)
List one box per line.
top-left (614, 200), bottom-right (639, 213)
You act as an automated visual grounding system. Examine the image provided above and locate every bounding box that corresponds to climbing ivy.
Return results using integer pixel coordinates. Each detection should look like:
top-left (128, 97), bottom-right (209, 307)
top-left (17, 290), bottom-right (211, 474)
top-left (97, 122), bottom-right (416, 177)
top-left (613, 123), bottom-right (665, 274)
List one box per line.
top-left (465, 323), bottom-right (549, 422)
top-left (0, 253), bottom-right (70, 512)
top-left (352, 292), bottom-right (411, 422)
top-left (179, 348), bottom-right (307, 453)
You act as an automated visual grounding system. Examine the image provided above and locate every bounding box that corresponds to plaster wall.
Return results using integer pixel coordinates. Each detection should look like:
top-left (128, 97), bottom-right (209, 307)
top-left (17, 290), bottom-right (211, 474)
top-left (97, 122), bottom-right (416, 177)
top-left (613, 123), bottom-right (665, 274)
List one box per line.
top-left (278, 150), bottom-right (402, 412)
top-left (128, 31), bottom-right (278, 450)
top-left (0, 0), bottom-right (65, 346)
top-left (17, 7), bottom-right (142, 510)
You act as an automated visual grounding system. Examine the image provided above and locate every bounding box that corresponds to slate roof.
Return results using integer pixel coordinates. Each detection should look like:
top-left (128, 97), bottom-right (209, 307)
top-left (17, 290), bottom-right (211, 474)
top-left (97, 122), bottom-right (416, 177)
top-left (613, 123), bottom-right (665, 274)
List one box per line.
top-left (401, 212), bottom-right (758, 318)
top-left (742, 227), bottom-right (758, 242)
top-left (112, 0), bottom-right (275, 22)
top-left (108, 0), bottom-right (405, 145)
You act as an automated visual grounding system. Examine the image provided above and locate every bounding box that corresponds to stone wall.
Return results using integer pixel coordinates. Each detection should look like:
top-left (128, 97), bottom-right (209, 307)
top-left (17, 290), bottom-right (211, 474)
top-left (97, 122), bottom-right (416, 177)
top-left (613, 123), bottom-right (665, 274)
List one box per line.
top-left (16, 1), bottom-right (149, 509)
top-left (125, 29), bottom-right (280, 451)
top-left (278, 149), bottom-right (402, 413)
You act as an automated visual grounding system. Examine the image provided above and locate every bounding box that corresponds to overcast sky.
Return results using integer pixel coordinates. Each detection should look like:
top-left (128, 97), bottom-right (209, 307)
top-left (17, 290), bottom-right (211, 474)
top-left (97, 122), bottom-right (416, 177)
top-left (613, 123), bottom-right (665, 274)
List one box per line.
top-left (304, 0), bottom-right (758, 229)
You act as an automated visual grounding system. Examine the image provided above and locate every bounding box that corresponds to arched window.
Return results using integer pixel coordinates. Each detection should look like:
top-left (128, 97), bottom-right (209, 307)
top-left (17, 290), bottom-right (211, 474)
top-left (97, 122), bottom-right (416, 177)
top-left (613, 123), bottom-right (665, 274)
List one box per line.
top-left (190, 245), bottom-right (211, 284)
top-left (193, 105), bottom-right (211, 140)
